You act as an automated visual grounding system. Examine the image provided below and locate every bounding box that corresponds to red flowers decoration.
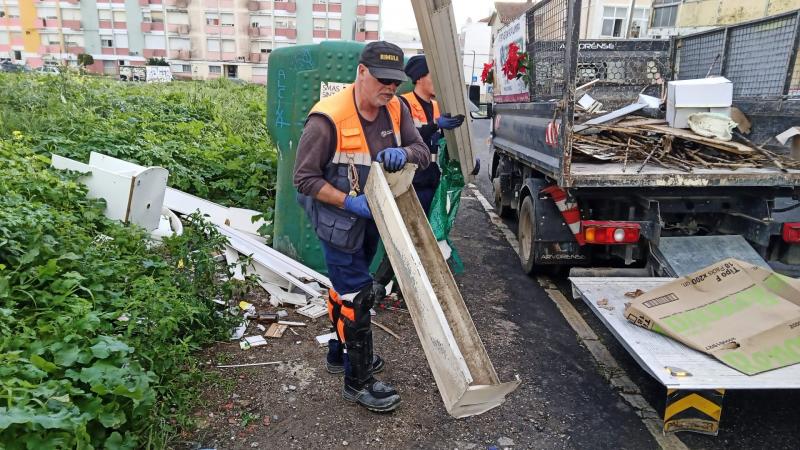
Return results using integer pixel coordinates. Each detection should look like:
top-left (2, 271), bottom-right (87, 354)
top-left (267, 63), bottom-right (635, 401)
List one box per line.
top-left (501, 42), bottom-right (531, 86)
top-left (480, 61), bottom-right (494, 85)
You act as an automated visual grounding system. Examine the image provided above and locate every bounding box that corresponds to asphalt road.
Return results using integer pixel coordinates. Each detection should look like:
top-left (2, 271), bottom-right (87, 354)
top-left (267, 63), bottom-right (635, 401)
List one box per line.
top-left (464, 117), bottom-right (800, 449)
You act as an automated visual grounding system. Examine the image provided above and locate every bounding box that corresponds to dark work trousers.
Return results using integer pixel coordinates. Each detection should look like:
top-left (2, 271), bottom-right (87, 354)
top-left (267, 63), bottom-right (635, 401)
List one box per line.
top-left (320, 220), bottom-right (381, 296)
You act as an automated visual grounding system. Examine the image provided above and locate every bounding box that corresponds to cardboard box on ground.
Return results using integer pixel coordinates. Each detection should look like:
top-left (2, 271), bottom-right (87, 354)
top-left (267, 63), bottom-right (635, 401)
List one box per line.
top-left (624, 258), bottom-right (800, 375)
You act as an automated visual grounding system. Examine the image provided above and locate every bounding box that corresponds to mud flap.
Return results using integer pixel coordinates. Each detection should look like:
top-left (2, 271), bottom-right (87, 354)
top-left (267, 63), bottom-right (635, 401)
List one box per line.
top-left (664, 388), bottom-right (725, 435)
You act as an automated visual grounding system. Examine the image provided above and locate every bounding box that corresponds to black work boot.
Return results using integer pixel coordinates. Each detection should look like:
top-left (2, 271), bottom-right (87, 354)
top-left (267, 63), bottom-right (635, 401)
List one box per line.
top-left (326, 338), bottom-right (385, 374)
top-left (341, 283), bottom-right (401, 412)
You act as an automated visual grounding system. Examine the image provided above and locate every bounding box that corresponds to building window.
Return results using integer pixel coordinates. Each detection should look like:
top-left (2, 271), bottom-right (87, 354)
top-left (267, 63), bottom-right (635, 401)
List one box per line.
top-left (313, 18), bottom-right (326, 30)
top-left (601, 6), bottom-right (628, 38)
top-left (206, 13), bottom-right (220, 26)
top-left (221, 13), bottom-right (234, 27)
top-left (365, 20), bottom-right (379, 32)
top-left (209, 65), bottom-right (221, 74)
top-left (630, 8), bottom-right (649, 38)
top-left (102, 38), bottom-right (114, 48)
top-left (13, 50), bottom-right (22, 61)
top-left (651, 3), bottom-right (679, 28)
top-left (329, 19), bottom-right (341, 30)
top-left (99, 10), bottom-right (112, 21)
top-left (207, 38), bottom-right (220, 52)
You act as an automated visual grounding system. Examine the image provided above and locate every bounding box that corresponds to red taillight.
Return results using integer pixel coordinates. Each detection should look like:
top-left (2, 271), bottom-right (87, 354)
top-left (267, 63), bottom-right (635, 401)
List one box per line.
top-left (782, 223), bottom-right (800, 243)
top-left (582, 221), bottom-right (640, 244)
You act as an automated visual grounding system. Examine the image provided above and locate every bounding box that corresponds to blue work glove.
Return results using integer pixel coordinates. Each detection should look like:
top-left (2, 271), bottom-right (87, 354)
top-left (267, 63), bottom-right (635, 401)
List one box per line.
top-left (376, 147), bottom-right (407, 172)
top-left (436, 113), bottom-right (465, 130)
top-left (343, 194), bottom-right (372, 219)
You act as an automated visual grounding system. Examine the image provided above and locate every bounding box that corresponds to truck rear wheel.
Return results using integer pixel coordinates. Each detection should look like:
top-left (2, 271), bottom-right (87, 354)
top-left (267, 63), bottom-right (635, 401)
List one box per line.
top-left (493, 177), bottom-right (514, 218)
top-left (518, 195), bottom-right (539, 274)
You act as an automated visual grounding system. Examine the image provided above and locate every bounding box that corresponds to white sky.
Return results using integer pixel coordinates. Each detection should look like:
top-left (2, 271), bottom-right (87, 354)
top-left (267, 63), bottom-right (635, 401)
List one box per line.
top-left (381, 0), bottom-right (529, 34)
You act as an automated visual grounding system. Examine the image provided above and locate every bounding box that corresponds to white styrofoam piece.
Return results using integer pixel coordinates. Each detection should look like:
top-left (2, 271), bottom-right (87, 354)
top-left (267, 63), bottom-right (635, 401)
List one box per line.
top-left (316, 331), bottom-right (337, 346)
top-left (667, 77), bottom-right (733, 107)
top-left (570, 277), bottom-right (800, 389)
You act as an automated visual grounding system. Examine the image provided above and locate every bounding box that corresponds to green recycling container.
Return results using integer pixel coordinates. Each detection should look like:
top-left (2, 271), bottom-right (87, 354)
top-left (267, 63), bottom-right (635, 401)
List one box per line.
top-left (267, 41), bottom-right (414, 274)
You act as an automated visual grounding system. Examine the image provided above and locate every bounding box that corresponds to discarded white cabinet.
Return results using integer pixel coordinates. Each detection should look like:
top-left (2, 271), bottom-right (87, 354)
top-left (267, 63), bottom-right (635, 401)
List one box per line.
top-left (365, 163), bottom-right (520, 418)
top-left (51, 153), bottom-right (168, 231)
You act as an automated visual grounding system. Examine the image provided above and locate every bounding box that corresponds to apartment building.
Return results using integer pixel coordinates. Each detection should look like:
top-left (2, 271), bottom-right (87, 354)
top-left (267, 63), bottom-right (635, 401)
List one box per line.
top-left (0, 0), bottom-right (382, 83)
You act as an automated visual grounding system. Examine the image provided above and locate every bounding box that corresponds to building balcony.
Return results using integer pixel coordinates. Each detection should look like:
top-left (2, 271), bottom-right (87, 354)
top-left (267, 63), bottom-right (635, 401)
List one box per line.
top-left (66, 45), bottom-right (85, 54)
top-left (249, 52), bottom-right (269, 62)
top-left (366, 31), bottom-right (378, 40)
top-left (329, 30), bottom-right (341, 39)
top-left (274, 1), bottom-right (296, 13)
top-left (140, 0), bottom-right (164, 5)
top-left (355, 31), bottom-right (365, 41)
top-left (33, 18), bottom-right (45, 28)
top-left (206, 25), bottom-right (235, 35)
top-left (169, 49), bottom-right (192, 59)
top-left (248, 26), bottom-right (272, 37)
top-left (251, 75), bottom-right (266, 85)
top-left (204, 0), bottom-right (233, 8)
top-left (312, 3), bottom-right (325, 12)
top-left (11, 37), bottom-right (25, 46)
top-left (274, 27), bottom-right (296, 39)
top-left (45, 44), bottom-right (62, 53)
top-left (218, 51), bottom-right (236, 61)
top-left (356, 5), bottom-right (365, 15)
top-left (101, 47), bottom-right (129, 55)
top-left (98, 20), bottom-right (127, 29)
top-left (167, 24), bottom-right (191, 34)
top-left (247, 1), bottom-right (273, 12)
top-left (143, 48), bottom-right (167, 58)
top-left (313, 29), bottom-right (325, 38)
top-left (329, 3), bottom-right (341, 12)
top-left (62, 19), bottom-right (82, 30)
top-left (164, 0), bottom-right (189, 7)
top-left (0, 18), bottom-right (21, 27)
top-left (366, 5), bottom-right (379, 14)
top-left (141, 22), bottom-right (165, 32)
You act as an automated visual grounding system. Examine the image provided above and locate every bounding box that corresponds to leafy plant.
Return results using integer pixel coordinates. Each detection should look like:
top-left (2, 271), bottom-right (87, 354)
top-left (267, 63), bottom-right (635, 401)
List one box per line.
top-left (77, 54), bottom-right (94, 68)
top-left (0, 72), bottom-right (277, 237)
top-left (0, 74), bottom-right (265, 448)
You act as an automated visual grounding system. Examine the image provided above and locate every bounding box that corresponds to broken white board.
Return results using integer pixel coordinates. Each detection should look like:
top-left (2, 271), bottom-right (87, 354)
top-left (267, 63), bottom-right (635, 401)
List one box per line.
top-left (163, 187), bottom-right (269, 238)
top-left (297, 303), bottom-right (327, 319)
top-left (262, 282), bottom-right (308, 307)
top-left (51, 153), bottom-right (168, 231)
top-left (365, 163), bottom-right (520, 418)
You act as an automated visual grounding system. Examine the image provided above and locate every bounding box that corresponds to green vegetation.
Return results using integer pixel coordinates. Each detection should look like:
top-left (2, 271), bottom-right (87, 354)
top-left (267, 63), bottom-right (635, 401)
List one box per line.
top-left (0, 72), bottom-right (276, 219)
top-left (0, 73), bottom-right (271, 448)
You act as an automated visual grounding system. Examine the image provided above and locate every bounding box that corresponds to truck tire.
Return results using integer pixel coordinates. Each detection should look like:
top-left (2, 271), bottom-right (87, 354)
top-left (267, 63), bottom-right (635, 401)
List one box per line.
top-left (493, 177), bottom-right (514, 218)
top-left (518, 195), bottom-right (539, 274)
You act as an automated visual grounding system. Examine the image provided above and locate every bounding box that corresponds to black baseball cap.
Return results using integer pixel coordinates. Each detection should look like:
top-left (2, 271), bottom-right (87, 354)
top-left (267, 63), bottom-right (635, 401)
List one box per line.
top-left (359, 41), bottom-right (407, 82)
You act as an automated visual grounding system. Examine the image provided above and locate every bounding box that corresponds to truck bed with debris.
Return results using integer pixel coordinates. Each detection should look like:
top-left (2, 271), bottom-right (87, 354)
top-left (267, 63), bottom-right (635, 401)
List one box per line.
top-left (488, 0), bottom-right (800, 273)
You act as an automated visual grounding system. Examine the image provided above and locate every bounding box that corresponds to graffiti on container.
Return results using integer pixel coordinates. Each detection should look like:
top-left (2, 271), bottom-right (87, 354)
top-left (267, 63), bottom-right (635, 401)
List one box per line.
top-left (146, 66), bottom-right (173, 83)
top-left (274, 69), bottom-right (290, 128)
top-left (294, 49), bottom-right (314, 71)
top-left (320, 81), bottom-right (350, 99)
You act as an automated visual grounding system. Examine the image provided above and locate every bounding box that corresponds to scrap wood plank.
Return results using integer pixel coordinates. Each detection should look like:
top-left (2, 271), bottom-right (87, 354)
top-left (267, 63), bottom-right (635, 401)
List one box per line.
top-left (409, 0), bottom-right (475, 180)
top-left (365, 163), bottom-right (520, 418)
top-left (265, 323), bottom-right (288, 338)
top-left (296, 303), bottom-right (327, 319)
top-left (642, 125), bottom-right (755, 155)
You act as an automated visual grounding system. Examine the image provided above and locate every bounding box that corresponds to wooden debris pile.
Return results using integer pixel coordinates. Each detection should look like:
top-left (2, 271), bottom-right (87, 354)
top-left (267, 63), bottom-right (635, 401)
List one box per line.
top-left (573, 118), bottom-right (800, 172)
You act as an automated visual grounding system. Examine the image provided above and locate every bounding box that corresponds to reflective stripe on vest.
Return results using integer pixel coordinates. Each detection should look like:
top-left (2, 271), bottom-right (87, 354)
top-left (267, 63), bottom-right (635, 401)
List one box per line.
top-left (401, 91), bottom-right (440, 127)
top-left (310, 84), bottom-right (403, 168)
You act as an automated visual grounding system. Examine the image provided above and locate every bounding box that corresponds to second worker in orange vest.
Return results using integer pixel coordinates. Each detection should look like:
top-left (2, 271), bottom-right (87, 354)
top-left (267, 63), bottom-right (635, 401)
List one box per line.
top-left (400, 54), bottom-right (465, 213)
top-left (293, 41), bottom-right (430, 413)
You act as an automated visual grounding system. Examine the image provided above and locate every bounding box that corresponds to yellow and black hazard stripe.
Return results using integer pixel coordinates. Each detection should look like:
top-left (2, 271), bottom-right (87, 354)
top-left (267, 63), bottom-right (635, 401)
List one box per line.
top-left (663, 389), bottom-right (725, 435)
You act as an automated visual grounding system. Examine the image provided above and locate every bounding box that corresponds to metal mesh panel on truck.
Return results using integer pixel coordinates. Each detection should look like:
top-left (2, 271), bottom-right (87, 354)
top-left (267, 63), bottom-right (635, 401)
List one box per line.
top-left (527, 0), bottom-right (567, 101)
top-left (675, 11), bottom-right (800, 99)
top-left (526, 0), bottom-right (670, 108)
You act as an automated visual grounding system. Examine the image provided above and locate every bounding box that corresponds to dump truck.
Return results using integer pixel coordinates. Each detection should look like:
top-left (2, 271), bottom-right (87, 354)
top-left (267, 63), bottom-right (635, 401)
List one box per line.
top-left (485, 1), bottom-right (800, 277)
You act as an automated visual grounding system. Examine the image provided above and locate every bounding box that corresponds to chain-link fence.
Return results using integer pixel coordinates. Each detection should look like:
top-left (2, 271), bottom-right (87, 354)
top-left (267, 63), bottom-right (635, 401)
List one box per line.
top-left (674, 11), bottom-right (800, 98)
top-left (526, 0), bottom-right (568, 101)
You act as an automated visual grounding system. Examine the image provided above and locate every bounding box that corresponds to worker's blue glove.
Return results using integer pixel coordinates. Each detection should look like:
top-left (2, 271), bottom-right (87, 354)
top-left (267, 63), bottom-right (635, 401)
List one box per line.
top-left (436, 113), bottom-right (465, 130)
top-left (343, 194), bottom-right (372, 220)
top-left (376, 147), bottom-right (407, 173)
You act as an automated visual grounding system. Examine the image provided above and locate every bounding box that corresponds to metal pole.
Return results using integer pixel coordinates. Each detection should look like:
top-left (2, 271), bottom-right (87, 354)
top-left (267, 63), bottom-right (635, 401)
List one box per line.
top-left (470, 50), bottom-right (476, 85)
top-left (625, 0), bottom-right (637, 38)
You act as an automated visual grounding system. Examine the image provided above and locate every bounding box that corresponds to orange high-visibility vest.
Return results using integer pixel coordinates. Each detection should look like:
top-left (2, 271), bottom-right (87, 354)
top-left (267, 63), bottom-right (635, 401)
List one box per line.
top-left (310, 84), bottom-right (403, 170)
top-left (401, 91), bottom-right (440, 127)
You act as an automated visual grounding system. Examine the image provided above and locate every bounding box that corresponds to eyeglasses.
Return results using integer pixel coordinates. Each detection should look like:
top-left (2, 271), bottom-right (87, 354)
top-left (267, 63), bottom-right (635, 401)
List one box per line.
top-left (377, 78), bottom-right (402, 87)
